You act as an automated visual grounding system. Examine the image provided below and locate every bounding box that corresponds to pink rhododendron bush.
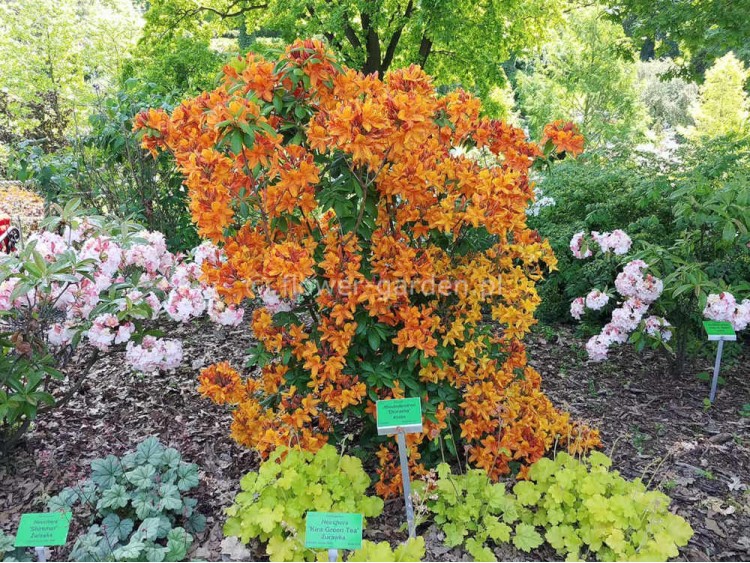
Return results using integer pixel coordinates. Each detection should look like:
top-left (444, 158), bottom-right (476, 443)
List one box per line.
top-left (0, 202), bottom-right (242, 452)
top-left (568, 230), bottom-right (749, 367)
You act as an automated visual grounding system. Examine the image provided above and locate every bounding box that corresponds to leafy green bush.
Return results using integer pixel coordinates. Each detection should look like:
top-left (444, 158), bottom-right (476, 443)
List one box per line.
top-left (0, 334), bottom-right (61, 456)
top-left (347, 538), bottom-right (425, 562)
top-left (224, 445), bottom-right (384, 562)
top-left (533, 136), bottom-right (750, 372)
top-left (529, 153), bottom-right (673, 323)
top-left (8, 83), bottom-right (198, 252)
top-left (426, 452), bottom-right (693, 561)
top-left (421, 464), bottom-right (519, 561)
top-left (48, 437), bottom-right (205, 562)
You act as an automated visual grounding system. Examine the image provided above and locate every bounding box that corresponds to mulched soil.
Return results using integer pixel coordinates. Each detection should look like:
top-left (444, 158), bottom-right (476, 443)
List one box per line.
top-left (1, 320), bottom-right (748, 561)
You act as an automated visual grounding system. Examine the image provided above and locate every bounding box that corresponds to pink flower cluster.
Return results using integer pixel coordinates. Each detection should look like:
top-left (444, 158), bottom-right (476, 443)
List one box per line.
top-left (570, 229), bottom-right (633, 259)
top-left (125, 337), bottom-right (183, 372)
top-left (588, 261), bottom-right (669, 361)
top-left (86, 314), bottom-right (135, 351)
top-left (703, 292), bottom-right (750, 331)
top-left (585, 289), bottom-right (609, 310)
top-left (614, 260), bottom-right (663, 302)
top-left (0, 221), bottom-right (245, 373)
top-left (592, 230), bottom-right (632, 255)
top-left (571, 253), bottom-right (671, 361)
top-left (570, 232), bottom-right (593, 259)
top-left (259, 287), bottom-right (292, 314)
top-left (570, 289), bottom-right (610, 320)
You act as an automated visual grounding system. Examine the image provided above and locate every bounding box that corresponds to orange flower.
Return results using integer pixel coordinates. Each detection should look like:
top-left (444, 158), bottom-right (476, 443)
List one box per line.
top-left (198, 362), bottom-right (246, 404)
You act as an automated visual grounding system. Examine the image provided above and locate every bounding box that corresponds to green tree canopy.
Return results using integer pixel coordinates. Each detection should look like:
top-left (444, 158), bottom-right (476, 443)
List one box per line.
top-left (133, 0), bottom-right (562, 111)
top-left (687, 52), bottom-right (749, 139)
top-left (607, 0), bottom-right (750, 76)
top-left (0, 0), bottom-right (142, 148)
top-left (515, 7), bottom-right (647, 148)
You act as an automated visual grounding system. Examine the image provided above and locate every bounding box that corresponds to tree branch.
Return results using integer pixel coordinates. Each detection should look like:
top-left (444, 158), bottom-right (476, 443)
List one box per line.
top-left (417, 33), bottom-right (433, 67)
top-left (382, 0), bottom-right (414, 72)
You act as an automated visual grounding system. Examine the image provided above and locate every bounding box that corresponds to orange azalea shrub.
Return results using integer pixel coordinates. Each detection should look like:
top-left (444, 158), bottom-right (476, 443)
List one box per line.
top-left (136, 40), bottom-right (598, 495)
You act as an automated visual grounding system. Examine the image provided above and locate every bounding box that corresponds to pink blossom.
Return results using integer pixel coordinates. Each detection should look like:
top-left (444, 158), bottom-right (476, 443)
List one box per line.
top-left (125, 337), bottom-right (182, 372)
top-left (592, 229), bottom-right (632, 255)
top-left (703, 292), bottom-right (737, 322)
top-left (600, 323), bottom-right (629, 344)
top-left (570, 297), bottom-right (585, 320)
top-left (635, 274), bottom-right (663, 303)
top-left (207, 298), bottom-right (244, 326)
top-left (165, 286), bottom-right (206, 322)
top-left (585, 290), bottom-right (609, 310)
top-left (114, 322), bottom-right (135, 345)
top-left (171, 263), bottom-right (202, 287)
top-left (193, 241), bottom-right (223, 267)
top-left (704, 292), bottom-right (750, 331)
top-left (643, 315), bottom-right (672, 341)
top-left (259, 287), bottom-right (292, 314)
top-left (29, 232), bottom-right (68, 261)
top-left (47, 323), bottom-right (74, 347)
top-left (570, 232), bottom-right (592, 259)
top-left (585, 335), bottom-right (609, 361)
top-left (0, 279), bottom-right (17, 311)
top-left (86, 314), bottom-right (120, 351)
top-left (733, 300), bottom-right (750, 332)
top-left (80, 237), bottom-right (123, 278)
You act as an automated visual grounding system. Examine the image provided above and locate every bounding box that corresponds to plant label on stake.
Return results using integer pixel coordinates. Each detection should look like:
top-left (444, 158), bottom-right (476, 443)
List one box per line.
top-left (305, 511), bottom-right (363, 561)
top-left (376, 397), bottom-right (423, 538)
top-left (15, 512), bottom-right (72, 562)
top-left (703, 321), bottom-right (737, 403)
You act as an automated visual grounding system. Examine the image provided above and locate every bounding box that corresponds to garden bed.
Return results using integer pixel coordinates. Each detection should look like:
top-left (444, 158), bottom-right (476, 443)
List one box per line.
top-left (1, 320), bottom-right (748, 561)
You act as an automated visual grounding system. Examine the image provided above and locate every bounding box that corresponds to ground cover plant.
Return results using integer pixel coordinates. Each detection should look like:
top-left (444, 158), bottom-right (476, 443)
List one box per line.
top-left (224, 445), bottom-right (383, 561)
top-left (47, 437), bottom-right (204, 562)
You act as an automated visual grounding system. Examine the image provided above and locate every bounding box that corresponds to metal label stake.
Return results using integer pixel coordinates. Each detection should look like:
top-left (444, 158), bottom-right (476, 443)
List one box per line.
top-left (396, 430), bottom-right (417, 538)
top-left (710, 339), bottom-right (724, 403)
top-left (703, 321), bottom-right (737, 404)
top-left (35, 547), bottom-right (46, 562)
top-left (328, 548), bottom-right (338, 562)
top-left (376, 397), bottom-right (422, 539)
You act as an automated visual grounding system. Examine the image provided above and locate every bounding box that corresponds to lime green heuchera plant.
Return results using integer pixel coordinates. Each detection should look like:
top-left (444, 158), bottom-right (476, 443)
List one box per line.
top-left (425, 451), bottom-right (693, 561)
top-left (224, 445), bottom-right (384, 562)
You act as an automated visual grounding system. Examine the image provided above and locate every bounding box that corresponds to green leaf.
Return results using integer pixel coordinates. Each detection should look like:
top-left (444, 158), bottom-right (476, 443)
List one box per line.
top-left (136, 517), bottom-right (162, 541)
top-left (125, 464), bottom-right (156, 490)
top-left (143, 545), bottom-right (167, 562)
top-left (176, 462), bottom-right (200, 492)
top-left (513, 523), bottom-right (544, 552)
top-left (367, 331), bottom-right (381, 351)
top-left (101, 513), bottom-right (134, 543)
top-left (158, 483), bottom-right (183, 512)
top-left (134, 437), bottom-right (164, 466)
top-left (165, 528), bottom-right (192, 562)
top-left (90, 455), bottom-right (123, 488)
top-left (465, 538), bottom-right (496, 561)
top-left (97, 484), bottom-right (129, 511)
top-left (112, 539), bottom-right (146, 561)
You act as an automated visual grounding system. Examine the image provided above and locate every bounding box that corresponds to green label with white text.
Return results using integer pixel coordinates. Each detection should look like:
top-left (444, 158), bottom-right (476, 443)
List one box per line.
top-left (15, 512), bottom-right (71, 547)
top-left (305, 512), bottom-right (362, 550)
top-left (376, 397), bottom-right (423, 434)
top-left (703, 320), bottom-right (736, 341)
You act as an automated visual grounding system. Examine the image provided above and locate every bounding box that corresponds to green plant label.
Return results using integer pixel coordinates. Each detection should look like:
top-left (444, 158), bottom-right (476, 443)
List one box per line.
top-left (15, 512), bottom-right (71, 547)
top-left (304, 512), bottom-right (363, 550)
top-left (376, 397), bottom-right (423, 435)
top-left (703, 320), bottom-right (737, 341)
